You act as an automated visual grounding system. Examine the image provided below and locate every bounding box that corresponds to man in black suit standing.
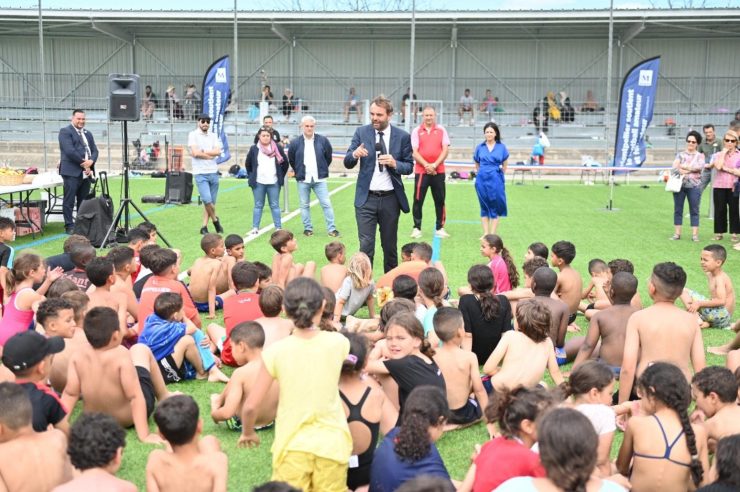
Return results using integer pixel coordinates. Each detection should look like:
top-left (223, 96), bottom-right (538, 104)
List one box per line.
top-left (58, 109), bottom-right (98, 234)
top-left (344, 96), bottom-right (413, 272)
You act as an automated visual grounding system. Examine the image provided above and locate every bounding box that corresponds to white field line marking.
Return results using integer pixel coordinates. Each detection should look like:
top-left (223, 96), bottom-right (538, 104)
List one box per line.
top-left (243, 181), bottom-right (355, 243)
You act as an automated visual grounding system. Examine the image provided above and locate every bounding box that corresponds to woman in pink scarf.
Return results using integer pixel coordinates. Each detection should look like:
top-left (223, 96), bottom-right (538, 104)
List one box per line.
top-left (245, 126), bottom-right (289, 235)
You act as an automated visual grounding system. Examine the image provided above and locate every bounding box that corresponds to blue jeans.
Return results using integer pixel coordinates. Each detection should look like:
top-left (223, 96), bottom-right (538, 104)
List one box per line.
top-left (252, 183), bottom-right (282, 229)
top-left (194, 173), bottom-right (219, 205)
top-left (673, 185), bottom-right (702, 227)
top-left (297, 180), bottom-right (336, 232)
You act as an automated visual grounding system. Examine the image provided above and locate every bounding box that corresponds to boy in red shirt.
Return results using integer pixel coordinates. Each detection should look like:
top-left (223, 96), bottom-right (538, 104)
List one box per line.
top-left (137, 248), bottom-right (200, 334)
top-left (206, 262), bottom-right (263, 367)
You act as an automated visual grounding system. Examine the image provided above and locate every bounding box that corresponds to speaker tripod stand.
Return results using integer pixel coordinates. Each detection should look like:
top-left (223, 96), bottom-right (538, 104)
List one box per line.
top-left (101, 121), bottom-right (172, 248)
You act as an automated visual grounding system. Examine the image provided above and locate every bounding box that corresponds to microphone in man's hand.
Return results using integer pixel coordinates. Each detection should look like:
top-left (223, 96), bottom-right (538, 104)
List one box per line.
top-left (375, 143), bottom-right (385, 172)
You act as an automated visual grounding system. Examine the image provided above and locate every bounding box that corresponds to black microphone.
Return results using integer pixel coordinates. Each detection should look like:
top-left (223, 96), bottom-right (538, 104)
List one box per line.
top-left (375, 142), bottom-right (385, 172)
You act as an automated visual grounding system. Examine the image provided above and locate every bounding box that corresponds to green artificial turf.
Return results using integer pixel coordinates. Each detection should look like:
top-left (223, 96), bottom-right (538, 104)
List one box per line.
top-left (12, 175), bottom-right (739, 490)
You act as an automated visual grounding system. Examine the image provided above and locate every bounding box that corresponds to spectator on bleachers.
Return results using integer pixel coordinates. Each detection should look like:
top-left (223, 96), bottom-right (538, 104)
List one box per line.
top-left (183, 84), bottom-right (201, 121)
top-left (458, 88), bottom-right (475, 126)
top-left (165, 85), bottom-right (183, 120)
top-left (581, 89), bottom-right (602, 112)
top-left (140, 85), bottom-right (158, 120)
top-left (480, 89), bottom-right (497, 122)
top-left (282, 88), bottom-right (295, 122)
top-left (343, 87), bottom-right (362, 124)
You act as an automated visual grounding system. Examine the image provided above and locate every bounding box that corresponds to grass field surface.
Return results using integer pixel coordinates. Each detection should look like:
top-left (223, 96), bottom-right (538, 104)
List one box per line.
top-left (12, 174), bottom-right (739, 490)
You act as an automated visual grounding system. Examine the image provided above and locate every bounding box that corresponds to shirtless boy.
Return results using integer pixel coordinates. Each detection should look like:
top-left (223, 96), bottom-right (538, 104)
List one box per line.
top-left (529, 267), bottom-right (570, 365)
top-left (691, 366), bottom-right (740, 452)
top-left (482, 299), bottom-right (564, 392)
top-left (618, 262), bottom-right (706, 403)
top-left (224, 234), bottom-right (245, 292)
top-left (432, 307), bottom-right (487, 427)
top-left (254, 285), bottom-right (293, 348)
top-left (582, 258), bottom-right (642, 319)
top-left (86, 257), bottom-right (131, 337)
top-left (36, 297), bottom-right (84, 393)
top-left (572, 272), bottom-right (639, 376)
top-left (270, 229), bottom-right (316, 288)
top-left (107, 246), bottom-right (139, 322)
top-left (62, 306), bottom-right (174, 443)
top-left (551, 240), bottom-right (583, 329)
top-left (147, 395), bottom-right (228, 492)
top-left (52, 413), bottom-right (137, 492)
top-left (0, 382), bottom-right (73, 491)
top-left (681, 244), bottom-right (735, 329)
top-left (502, 256), bottom-right (548, 324)
top-left (579, 258), bottom-right (609, 314)
top-left (320, 241), bottom-right (347, 293)
top-left (211, 322), bottom-right (279, 431)
top-left (190, 233), bottom-right (234, 319)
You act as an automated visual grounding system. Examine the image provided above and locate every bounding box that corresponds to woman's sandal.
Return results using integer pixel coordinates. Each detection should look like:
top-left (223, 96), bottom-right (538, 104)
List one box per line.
top-left (692, 235), bottom-right (700, 242)
top-left (670, 234), bottom-right (681, 240)
top-left (714, 234), bottom-right (723, 241)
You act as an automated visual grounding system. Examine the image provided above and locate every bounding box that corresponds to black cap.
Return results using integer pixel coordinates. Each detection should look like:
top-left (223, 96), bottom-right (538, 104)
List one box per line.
top-left (1, 331), bottom-right (65, 372)
top-left (197, 113), bottom-right (211, 122)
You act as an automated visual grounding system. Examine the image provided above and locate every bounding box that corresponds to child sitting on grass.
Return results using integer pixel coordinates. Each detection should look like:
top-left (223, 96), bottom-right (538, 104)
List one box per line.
top-left (254, 285), bottom-right (294, 347)
top-left (524, 241), bottom-right (548, 261)
top-left (0, 216), bottom-right (15, 306)
top-left (147, 395), bottom-right (228, 492)
top-left (481, 234), bottom-right (519, 294)
top-left (270, 230), bottom-right (316, 288)
top-left (572, 272), bottom-right (639, 376)
top-left (60, 243), bottom-right (95, 291)
top-left (238, 278), bottom-right (352, 492)
top-left (617, 362), bottom-right (709, 491)
top-left (53, 413), bottom-right (136, 492)
top-left (320, 241), bottom-right (347, 293)
top-left (582, 258), bottom-right (642, 319)
top-left (0, 253), bottom-right (62, 346)
top-left (1, 331), bottom-right (69, 433)
top-left (62, 307), bottom-right (174, 444)
top-left (482, 298), bottom-right (564, 393)
top-left (691, 366), bottom-right (740, 451)
top-left (0, 382), bottom-right (72, 490)
top-left (85, 257), bottom-right (131, 338)
top-left (459, 386), bottom-right (555, 492)
top-left (224, 233), bottom-right (245, 291)
top-left (367, 312), bottom-right (447, 421)
top-left (618, 262), bottom-right (706, 403)
top-left (206, 262), bottom-right (263, 367)
top-left (529, 266), bottom-right (570, 365)
top-left (36, 297), bottom-right (81, 394)
top-left (189, 233), bottom-right (235, 319)
top-left (106, 246), bottom-right (139, 323)
top-left (339, 332), bottom-right (387, 491)
top-left (370, 386), bottom-right (454, 492)
top-left (550, 240), bottom-right (583, 329)
top-left (334, 252), bottom-right (375, 322)
top-left (502, 256), bottom-right (548, 319)
top-left (432, 307), bottom-right (488, 427)
top-left (562, 361), bottom-right (617, 477)
top-left (211, 322), bottom-right (278, 432)
top-left (140, 292), bottom-right (228, 384)
top-left (418, 267), bottom-right (447, 345)
top-left (459, 264), bottom-right (513, 366)
top-left (680, 244), bottom-right (735, 329)
top-left (579, 258), bottom-right (609, 314)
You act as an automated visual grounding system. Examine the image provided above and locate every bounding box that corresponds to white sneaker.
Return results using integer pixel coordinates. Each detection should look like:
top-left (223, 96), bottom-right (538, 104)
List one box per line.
top-left (410, 228), bottom-right (422, 239)
top-left (247, 227), bottom-right (259, 236)
top-left (435, 228), bottom-right (450, 238)
top-left (459, 119), bottom-right (465, 126)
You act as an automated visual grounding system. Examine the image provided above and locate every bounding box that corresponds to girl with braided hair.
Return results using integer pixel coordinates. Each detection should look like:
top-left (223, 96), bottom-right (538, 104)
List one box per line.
top-left (369, 386), bottom-right (453, 492)
top-left (617, 362), bottom-right (709, 491)
top-left (366, 312), bottom-right (446, 424)
top-left (418, 267), bottom-right (448, 346)
top-left (497, 408), bottom-right (627, 492)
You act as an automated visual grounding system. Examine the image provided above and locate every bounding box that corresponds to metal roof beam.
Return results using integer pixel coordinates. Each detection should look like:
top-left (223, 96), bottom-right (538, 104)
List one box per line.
top-left (619, 20), bottom-right (645, 45)
top-left (271, 23), bottom-right (294, 46)
top-left (91, 19), bottom-right (133, 44)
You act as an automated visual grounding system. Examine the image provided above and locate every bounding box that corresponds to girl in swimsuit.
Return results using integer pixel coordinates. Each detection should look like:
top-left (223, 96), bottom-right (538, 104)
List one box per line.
top-left (338, 332), bottom-right (388, 491)
top-left (616, 362), bottom-right (709, 491)
top-left (0, 254), bottom-right (62, 347)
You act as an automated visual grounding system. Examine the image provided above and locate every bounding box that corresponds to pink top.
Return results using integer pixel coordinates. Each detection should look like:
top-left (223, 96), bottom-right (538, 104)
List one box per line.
top-left (711, 150), bottom-right (740, 189)
top-left (0, 288), bottom-right (35, 346)
top-left (488, 255), bottom-right (512, 294)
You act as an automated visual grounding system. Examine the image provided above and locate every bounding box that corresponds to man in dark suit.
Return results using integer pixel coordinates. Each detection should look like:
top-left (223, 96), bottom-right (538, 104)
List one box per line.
top-left (344, 96), bottom-right (413, 272)
top-left (58, 109), bottom-right (98, 234)
top-left (287, 115), bottom-right (339, 237)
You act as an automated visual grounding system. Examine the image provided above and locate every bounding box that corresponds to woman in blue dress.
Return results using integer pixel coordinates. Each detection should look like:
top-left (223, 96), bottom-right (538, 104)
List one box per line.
top-left (473, 122), bottom-right (509, 236)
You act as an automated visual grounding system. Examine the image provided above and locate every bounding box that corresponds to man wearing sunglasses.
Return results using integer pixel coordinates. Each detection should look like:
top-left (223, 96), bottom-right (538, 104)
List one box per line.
top-left (188, 112), bottom-right (224, 234)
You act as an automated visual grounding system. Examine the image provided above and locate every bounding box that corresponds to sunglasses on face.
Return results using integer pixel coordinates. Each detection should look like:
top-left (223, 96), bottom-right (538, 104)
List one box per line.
top-left (725, 139), bottom-right (737, 143)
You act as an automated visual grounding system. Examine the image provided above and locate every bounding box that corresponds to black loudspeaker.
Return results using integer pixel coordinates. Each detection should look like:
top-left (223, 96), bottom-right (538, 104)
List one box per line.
top-left (109, 74), bottom-right (140, 121)
top-left (165, 172), bottom-right (193, 204)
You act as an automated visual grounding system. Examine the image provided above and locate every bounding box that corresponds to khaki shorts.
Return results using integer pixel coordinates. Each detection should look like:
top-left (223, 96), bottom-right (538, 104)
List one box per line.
top-left (273, 451), bottom-right (347, 492)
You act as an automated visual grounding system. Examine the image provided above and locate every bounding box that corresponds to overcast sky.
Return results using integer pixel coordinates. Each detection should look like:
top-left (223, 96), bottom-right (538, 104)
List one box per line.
top-left (2, 0), bottom-right (738, 10)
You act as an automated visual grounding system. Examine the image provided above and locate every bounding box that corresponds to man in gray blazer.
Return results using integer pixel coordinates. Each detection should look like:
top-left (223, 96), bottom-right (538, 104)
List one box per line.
top-left (344, 96), bottom-right (413, 272)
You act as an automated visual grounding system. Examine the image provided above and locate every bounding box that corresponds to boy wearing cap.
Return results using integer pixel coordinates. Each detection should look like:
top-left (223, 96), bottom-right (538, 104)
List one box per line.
top-left (188, 112), bottom-right (224, 235)
top-left (1, 331), bottom-right (70, 434)
top-left (0, 382), bottom-right (73, 490)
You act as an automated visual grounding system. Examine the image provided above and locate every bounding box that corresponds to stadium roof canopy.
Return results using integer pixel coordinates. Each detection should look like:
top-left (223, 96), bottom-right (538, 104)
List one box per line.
top-left (1, 8), bottom-right (739, 40)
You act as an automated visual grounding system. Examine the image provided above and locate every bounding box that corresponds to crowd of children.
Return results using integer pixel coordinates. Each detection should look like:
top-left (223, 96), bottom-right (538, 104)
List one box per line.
top-left (1, 214), bottom-right (740, 492)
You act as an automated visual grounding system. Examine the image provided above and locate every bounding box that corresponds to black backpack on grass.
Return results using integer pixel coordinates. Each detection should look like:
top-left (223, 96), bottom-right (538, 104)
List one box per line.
top-left (72, 172), bottom-right (114, 247)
